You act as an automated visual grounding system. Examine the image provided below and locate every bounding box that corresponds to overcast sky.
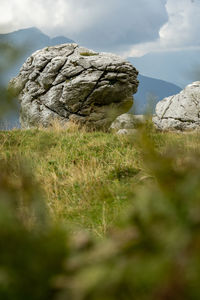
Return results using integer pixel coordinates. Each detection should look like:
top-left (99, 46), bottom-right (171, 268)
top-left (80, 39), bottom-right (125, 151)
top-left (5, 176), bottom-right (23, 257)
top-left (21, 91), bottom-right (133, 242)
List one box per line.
top-left (1, 0), bottom-right (200, 57)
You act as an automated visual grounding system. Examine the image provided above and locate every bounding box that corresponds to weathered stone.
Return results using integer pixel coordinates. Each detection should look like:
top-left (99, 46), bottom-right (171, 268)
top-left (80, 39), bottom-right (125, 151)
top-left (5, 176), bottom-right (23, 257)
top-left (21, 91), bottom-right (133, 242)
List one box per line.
top-left (116, 129), bottom-right (137, 135)
top-left (110, 113), bottom-right (145, 130)
top-left (10, 44), bottom-right (139, 130)
top-left (153, 82), bottom-right (200, 131)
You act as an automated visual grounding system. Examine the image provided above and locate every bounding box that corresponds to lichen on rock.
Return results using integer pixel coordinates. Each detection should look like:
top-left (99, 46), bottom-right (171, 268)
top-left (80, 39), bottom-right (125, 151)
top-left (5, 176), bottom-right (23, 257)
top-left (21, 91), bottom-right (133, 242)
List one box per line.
top-left (10, 43), bottom-right (139, 130)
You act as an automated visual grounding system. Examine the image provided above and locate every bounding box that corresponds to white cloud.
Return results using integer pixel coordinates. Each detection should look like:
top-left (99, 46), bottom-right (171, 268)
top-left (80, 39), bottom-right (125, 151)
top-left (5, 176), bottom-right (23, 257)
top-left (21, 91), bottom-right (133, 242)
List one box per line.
top-left (0, 0), bottom-right (168, 52)
top-left (126, 0), bottom-right (200, 57)
top-left (2, 0), bottom-right (199, 56)
top-left (159, 0), bottom-right (200, 47)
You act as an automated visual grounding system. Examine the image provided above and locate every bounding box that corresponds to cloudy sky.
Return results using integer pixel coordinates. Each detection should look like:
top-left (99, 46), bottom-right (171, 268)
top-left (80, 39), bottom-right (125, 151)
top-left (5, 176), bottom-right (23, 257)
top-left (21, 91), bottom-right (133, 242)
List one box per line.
top-left (1, 0), bottom-right (200, 57)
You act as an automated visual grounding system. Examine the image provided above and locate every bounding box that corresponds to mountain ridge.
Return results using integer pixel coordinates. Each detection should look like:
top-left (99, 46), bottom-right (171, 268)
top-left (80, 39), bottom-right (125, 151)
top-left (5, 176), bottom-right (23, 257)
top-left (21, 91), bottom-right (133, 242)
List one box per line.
top-left (133, 74), bottom-right (181, 114)
top-left (128, 49), bottom-right (200, 88)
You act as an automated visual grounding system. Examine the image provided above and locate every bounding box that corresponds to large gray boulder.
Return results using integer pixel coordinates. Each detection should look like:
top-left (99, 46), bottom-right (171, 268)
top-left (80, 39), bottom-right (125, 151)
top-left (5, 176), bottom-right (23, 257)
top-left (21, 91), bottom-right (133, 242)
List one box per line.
top-left (10, 44), bottom-right (139, 130)
top-left (153, 82), bottom-right (200, 131)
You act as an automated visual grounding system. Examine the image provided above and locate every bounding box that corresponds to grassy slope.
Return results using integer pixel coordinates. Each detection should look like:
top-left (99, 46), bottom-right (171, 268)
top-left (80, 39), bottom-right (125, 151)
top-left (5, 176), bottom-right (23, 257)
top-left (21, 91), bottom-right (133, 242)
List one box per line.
top-left (0, 127), bottom-right (200, 237)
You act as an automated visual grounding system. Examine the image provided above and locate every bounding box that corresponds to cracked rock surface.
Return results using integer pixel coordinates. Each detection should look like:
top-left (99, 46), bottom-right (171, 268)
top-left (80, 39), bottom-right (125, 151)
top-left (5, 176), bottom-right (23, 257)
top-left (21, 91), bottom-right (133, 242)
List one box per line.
top-left (153, 82), bottom-right (200, 131)
top-left (10, 43), bottom-right (139, 130)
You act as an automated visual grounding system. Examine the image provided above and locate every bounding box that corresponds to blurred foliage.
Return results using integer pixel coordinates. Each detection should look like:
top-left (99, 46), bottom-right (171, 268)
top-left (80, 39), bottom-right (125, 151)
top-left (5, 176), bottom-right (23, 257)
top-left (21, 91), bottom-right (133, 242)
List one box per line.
top-left (0, 43), bottom-right (21, 72)
top-left (0, 42), bottom-right (21, 118)
top-left (0, 159), bottom-right (68, 300)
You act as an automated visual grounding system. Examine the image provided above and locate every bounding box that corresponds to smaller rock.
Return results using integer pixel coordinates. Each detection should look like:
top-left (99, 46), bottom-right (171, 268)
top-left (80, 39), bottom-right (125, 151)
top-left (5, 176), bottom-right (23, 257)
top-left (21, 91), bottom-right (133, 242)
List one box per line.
top-left (117, 129), bottom-right (137, 135)
top-left (153, 81), bottom-right (200, 131)
top-left (110, 113), bottom-right (145, 130)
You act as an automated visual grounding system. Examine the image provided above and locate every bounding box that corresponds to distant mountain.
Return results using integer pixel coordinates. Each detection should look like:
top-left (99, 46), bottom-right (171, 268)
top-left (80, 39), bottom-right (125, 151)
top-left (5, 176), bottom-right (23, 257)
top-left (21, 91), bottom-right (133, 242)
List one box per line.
top-left (128, 49), bottom-right (200, 88)
top-left (132, 74), bottom-right (181, 114)
top-left (0, 27), bottom-right (74, 48)
top-left (0, 27), bottom-right (74, 83)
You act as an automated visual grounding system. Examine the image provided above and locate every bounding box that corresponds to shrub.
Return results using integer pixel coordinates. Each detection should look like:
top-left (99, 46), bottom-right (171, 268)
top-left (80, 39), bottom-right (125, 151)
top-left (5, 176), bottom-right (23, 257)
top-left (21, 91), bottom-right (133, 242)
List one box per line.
top-left (0, 158), bottom-right (68, 300)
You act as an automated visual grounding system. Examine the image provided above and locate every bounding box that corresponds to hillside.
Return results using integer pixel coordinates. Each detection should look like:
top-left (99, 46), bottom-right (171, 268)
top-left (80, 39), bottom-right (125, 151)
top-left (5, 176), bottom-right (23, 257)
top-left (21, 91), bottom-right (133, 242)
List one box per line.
top-left (0, 126), bottom-right (199, 233)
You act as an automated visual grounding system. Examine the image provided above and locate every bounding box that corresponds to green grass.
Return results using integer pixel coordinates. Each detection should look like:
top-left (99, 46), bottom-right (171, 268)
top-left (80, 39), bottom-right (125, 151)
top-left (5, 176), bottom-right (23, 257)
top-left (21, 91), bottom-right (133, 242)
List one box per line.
top-left (1, 127), bottom-right (199, 236)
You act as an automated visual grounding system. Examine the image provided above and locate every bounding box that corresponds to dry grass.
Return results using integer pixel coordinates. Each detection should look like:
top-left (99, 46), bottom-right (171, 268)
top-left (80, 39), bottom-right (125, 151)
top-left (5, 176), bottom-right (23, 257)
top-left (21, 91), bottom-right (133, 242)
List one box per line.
top-left (1, 125), bottom-right (200, 236)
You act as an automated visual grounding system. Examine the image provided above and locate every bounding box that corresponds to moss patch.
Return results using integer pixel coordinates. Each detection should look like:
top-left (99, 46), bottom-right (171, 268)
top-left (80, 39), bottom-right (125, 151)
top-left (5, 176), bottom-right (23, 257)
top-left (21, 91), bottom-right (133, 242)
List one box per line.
top-left (80, 52), bottom-right (99, 57)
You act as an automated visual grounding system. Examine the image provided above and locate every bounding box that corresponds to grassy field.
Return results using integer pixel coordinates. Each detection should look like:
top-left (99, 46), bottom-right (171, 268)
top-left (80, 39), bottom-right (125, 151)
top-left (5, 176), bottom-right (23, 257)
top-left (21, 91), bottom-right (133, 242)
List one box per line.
top-left (1, 124), bottom-right (200, 299)
top-left (1, 125), bottom-right (200, 236)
